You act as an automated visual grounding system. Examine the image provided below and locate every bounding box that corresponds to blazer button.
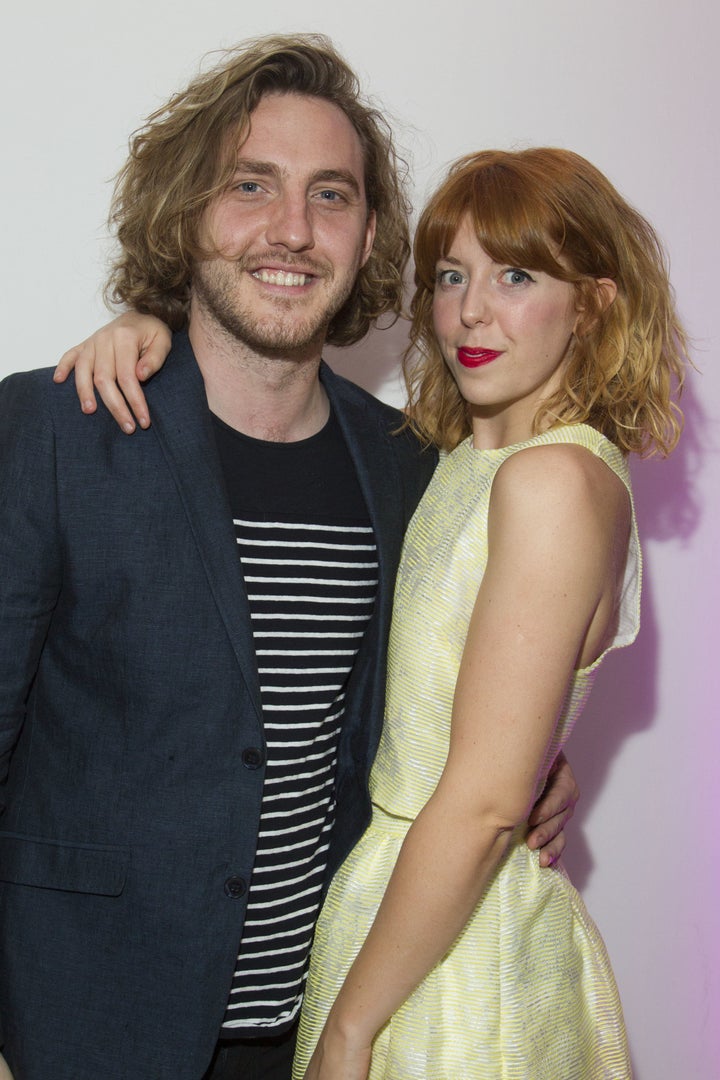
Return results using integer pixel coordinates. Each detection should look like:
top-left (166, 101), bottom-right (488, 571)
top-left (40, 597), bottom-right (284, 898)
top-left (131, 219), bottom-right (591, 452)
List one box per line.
top-left (224, 876), bottom-right (247, 899)
top-left (242, 747), bottom-right (264, 769)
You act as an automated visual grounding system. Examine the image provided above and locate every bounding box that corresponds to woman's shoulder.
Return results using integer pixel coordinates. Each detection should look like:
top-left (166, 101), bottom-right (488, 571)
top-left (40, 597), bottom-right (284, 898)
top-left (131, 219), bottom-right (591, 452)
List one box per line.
top-left (497, 425), bottom-right (628, 500)
top-left (490, 436), bottom-right (629, 543)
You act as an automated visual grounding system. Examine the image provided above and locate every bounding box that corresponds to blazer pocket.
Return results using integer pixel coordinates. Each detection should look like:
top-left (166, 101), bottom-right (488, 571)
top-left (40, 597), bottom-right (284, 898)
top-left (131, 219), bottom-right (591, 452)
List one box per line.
top-left (0, 833), bottom-right (129, 896)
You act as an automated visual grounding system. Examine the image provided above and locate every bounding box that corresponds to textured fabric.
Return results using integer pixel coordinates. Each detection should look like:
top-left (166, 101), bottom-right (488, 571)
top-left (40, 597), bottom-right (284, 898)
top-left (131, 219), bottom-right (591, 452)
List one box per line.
top-left (294, 424), bottom-right (639, 1079)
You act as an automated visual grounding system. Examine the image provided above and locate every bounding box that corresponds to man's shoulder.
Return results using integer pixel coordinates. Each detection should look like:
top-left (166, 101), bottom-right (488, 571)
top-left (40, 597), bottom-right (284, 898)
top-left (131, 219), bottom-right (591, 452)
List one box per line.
top-left (1, 364), bottom-right (56, 391)
top-left (0, 333), bottom-right (199, 428)
top-left (0, 365), bottom-right (116, 437)
top-left (0, 365), bottom-right (62, 418)
top-left (0, 367), bottom-right (74, 472)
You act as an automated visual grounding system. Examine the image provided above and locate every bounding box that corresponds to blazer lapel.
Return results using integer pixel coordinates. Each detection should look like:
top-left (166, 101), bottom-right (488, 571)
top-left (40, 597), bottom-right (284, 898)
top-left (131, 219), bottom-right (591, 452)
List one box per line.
top-left (321, 363), bottom-right (407, 662)
top-left (147, 334), bottom-right (264, 725)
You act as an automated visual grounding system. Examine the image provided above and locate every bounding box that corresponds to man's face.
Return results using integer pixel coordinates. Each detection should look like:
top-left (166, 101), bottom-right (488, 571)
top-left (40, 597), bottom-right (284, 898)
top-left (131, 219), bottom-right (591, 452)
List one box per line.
top-left (191, 92), bottom-right (376, 358)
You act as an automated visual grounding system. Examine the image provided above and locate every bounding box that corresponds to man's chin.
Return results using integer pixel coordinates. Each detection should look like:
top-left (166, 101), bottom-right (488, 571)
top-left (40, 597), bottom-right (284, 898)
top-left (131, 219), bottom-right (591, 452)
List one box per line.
top-left (191, 274), bottom-right (353, 359)
top-left (223, 319), bottom-right (329, 358)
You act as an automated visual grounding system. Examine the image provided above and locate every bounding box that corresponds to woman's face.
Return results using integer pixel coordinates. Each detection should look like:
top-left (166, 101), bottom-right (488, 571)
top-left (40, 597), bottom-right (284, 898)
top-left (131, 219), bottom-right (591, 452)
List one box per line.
top-left (432, 215), bottom-right (579, 448)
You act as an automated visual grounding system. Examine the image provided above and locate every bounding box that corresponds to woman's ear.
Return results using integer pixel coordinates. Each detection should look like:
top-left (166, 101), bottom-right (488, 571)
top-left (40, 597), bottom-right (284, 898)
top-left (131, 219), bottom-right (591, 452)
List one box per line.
top-left (595, 277), bottom-right (618, 312)
top-left (574, 277), bottom-right (618, 335)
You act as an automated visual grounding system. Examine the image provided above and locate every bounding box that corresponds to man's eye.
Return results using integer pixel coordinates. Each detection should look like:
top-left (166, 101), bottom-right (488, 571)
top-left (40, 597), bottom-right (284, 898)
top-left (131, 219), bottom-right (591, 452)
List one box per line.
top-left (235, 181), bottom-right (262, 194)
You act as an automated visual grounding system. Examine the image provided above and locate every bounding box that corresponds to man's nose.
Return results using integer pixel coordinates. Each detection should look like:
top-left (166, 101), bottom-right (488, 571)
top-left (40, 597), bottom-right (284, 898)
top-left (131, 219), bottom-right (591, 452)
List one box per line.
top-left (265, 192), bottom-right (314, 252)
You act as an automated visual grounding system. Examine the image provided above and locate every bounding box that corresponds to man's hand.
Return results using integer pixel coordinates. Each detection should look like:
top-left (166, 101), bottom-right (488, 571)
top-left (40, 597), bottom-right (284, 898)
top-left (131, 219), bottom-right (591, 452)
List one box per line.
top-left (0, 1051), bottom-right (15, 1080)
top-left (526, 752), bottom-right (580, 866)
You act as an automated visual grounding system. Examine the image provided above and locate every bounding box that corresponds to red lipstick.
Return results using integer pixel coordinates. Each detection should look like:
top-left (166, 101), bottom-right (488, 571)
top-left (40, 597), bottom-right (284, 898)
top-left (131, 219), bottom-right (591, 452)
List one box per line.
top-left (457, 347), bottom-right (502, 368)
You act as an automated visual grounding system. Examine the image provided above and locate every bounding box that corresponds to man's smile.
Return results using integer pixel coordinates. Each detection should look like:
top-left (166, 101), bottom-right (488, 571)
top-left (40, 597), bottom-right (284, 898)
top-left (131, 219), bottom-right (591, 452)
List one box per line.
top-left (251, 268), bottom-right (312, 287)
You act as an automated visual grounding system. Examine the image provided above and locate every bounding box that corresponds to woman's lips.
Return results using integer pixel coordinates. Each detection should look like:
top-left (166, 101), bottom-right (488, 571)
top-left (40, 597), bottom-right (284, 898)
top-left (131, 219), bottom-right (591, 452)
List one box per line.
top-left (457, 347), bottom-right (502, 368)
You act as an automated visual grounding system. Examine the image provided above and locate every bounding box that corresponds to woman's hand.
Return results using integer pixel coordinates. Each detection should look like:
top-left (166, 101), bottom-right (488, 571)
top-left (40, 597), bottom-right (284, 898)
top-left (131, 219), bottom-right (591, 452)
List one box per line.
top-left (526, 751), bottom-right (580, 866)
top-left (54, 313), bottom-right (172, 433)
top-left (0, 1051), bottom-right (15, 1080)
top-left (303, 1026), bottom-right (372, 1080)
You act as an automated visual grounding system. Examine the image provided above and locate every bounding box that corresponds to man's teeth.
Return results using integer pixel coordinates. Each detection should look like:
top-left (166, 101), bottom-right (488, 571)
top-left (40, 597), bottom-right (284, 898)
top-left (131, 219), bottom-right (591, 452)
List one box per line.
top-left (253, 269), bottom-right (308, 286)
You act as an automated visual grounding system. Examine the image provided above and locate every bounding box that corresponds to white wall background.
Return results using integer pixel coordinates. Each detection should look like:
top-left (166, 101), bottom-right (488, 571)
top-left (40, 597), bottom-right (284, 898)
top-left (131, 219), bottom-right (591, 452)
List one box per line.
top-left (1, 2), bottom-right (717, 1076)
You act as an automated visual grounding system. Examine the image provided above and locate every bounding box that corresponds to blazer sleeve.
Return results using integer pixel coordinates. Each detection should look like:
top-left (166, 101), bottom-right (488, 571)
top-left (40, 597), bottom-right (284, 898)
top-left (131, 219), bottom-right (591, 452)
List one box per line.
top-left (0, 371), bottom-right (62, 801)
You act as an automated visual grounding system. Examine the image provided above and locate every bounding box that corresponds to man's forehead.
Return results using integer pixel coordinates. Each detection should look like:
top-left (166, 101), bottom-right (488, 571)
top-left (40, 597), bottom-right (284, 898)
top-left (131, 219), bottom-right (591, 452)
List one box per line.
top-left (232, 92), bottom-right (366, 177)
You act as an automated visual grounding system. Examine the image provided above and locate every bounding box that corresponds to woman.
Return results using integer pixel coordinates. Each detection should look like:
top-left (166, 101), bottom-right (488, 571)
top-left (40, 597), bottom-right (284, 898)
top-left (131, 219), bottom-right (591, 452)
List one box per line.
top-left (291, 147), bottom-right (686, 1079)
top-left (51, 148), bottom-right (687, 1078)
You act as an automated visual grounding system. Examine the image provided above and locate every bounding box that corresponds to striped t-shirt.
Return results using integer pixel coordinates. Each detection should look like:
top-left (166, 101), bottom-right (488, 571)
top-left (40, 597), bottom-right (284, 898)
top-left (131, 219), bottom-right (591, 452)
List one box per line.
top-left (212, 410), bottom-right (377, 1035)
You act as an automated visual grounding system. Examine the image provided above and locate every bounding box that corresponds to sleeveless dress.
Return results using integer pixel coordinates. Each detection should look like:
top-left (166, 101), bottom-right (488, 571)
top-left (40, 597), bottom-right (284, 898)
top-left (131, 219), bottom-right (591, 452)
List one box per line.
top-left (293, 424), bottom-right (639, 1079)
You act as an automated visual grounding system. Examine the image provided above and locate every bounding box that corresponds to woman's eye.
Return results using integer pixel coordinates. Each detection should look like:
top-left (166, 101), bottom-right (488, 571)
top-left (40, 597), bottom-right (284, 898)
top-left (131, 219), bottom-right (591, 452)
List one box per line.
top-left (437, 269), bottom-right (465, 286)
top-left (502, 268), bottom-right (534, 285)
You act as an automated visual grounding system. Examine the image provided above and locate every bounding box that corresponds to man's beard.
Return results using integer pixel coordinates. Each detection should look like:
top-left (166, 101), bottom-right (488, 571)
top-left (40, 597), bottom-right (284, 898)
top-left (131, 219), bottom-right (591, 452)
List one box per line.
top-left (192, 253), bottom-right (357, 356)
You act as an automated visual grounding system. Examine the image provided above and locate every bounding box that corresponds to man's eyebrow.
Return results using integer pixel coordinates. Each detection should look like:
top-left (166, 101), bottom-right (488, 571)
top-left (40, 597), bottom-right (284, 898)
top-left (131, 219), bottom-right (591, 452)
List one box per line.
top-left (232, 159), bottom-right (279, 177)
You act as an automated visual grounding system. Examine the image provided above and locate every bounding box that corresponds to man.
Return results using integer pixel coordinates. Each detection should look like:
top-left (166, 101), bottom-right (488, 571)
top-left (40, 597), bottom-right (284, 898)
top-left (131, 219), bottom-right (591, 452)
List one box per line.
top-left (0, 35), bottom-right (576, 1080)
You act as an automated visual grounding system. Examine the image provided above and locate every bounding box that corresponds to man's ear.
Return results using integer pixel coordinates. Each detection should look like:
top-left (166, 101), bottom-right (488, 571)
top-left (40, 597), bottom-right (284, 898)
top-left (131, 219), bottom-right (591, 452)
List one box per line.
top-left (360, 209), bottom-right (377, 268)
top-left (574, 277), bottom-right (618, 335)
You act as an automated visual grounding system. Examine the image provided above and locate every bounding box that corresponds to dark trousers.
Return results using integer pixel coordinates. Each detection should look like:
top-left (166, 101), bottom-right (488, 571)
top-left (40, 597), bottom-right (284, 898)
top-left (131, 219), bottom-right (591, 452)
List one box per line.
top-left (201, 1023), bottom-right (298, 1080)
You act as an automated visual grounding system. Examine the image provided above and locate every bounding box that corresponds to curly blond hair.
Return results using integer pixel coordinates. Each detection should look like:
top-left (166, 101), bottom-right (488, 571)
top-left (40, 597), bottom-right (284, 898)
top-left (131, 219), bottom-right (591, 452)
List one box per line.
top-left (106, 34), bottom-right (411, 346)
top-left (404, 148), bottom-right (689, 456)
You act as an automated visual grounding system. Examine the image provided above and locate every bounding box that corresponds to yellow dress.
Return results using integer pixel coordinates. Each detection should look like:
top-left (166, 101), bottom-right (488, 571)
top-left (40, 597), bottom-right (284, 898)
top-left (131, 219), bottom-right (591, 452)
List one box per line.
top-left (293, 425), bottom-right (638, 1079)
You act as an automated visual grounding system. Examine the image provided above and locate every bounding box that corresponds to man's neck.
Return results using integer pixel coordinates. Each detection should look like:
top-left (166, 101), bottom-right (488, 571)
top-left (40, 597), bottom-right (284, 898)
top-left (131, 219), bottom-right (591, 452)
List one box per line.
top-left (188, 319), bottom-right (330, 443)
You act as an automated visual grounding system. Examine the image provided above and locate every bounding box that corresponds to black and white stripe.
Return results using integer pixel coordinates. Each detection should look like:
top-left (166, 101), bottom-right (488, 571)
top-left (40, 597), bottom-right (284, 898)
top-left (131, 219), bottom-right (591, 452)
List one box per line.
top-left (221, 517), bottom-right (378, 1031)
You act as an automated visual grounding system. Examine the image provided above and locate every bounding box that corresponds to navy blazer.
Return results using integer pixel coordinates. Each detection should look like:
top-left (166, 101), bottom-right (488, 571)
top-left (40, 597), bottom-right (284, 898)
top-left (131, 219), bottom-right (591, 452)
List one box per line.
top-left (0, 334), bottom-right (436, 1079)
